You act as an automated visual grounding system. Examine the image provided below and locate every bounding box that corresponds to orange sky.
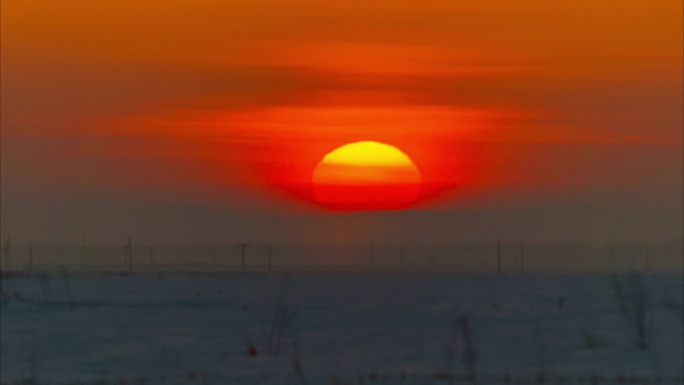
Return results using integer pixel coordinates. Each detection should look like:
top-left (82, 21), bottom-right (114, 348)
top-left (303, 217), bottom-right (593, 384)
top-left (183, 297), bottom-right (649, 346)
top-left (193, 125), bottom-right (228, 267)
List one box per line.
top-left (1, 0), bottom-right (682, 244)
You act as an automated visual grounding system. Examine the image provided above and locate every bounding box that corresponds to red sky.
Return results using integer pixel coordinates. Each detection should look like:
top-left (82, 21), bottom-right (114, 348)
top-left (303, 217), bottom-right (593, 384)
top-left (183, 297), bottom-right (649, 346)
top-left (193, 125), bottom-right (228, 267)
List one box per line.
top-left (1, 0), bottom-right (682, 245)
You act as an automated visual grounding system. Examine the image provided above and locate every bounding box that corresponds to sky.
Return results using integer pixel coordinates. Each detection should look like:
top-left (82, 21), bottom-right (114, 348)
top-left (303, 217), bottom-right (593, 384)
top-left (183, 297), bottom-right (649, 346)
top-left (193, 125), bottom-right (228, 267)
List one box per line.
top-left (1, 0), bottom-right (682, 246)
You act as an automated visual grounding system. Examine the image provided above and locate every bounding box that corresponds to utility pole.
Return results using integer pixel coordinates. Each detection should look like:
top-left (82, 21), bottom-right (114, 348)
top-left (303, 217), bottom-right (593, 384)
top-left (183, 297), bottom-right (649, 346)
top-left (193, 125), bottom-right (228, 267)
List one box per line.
top-left (81, 231), bottom-right (86, 269)
top-left (496, 239), bottom-right (502, 275)
top-left (185, 248), bottom-right (189, 271)
top-left (370, 243), bottom-right (375, 269)
top-left (400, 245), bottom-right (405, 270)
top-left (239, 243), bottom-right (249, 274)
top-left (2, 237), bottom-right (11, 275)
top-left (609, 247), bottom-right (614, 273)
top-left (127, 236), bottom-right (133, 273)
top-left (28, 245), bottom-right (33, 273)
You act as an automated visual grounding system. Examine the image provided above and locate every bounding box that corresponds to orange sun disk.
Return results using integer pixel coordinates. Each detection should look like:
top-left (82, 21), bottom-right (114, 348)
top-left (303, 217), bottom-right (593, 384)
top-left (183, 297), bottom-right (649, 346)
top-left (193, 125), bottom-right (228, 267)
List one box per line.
top-left (311, 141), bottom-right (422, 211)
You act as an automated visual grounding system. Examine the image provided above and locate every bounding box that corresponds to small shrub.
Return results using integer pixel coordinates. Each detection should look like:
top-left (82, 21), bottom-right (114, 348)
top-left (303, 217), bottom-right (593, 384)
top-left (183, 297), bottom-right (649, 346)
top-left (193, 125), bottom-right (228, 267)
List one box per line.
top-left (662, 288), bottom-right (684, 321)
top-left (262, 281), bottom-right (297, 355)
top-left (535, 370), bottom-right (548, 385)
top-left (579, 326), bottom-right (603, 349)
top-left (590, 374), bottom-right (603, 385)
top-left (290, 341), bottom-right (308, 385)
top-left (611, 272), bottom-right (652, 349)
top-left (459, 315), bottom-right (477, 383)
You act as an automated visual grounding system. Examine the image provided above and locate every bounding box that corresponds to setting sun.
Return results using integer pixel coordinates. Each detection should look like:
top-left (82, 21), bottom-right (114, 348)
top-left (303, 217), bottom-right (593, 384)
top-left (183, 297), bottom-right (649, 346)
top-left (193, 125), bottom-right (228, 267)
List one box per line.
top-left (312, 141), bottom-right (422, 211)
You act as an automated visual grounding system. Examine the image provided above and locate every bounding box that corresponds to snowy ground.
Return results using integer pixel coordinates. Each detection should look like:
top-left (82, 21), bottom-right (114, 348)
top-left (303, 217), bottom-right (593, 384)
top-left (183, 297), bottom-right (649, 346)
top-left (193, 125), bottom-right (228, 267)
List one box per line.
top-left (1, 273), bottom-right (682, 384)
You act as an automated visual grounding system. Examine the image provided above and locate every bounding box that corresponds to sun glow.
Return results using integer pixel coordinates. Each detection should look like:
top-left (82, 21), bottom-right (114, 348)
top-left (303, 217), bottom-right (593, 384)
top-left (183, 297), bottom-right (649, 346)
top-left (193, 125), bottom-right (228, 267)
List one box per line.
top-left (312, 141), bottom-right (422, 211)
top-left (208, 105), bottom-right (485, 209)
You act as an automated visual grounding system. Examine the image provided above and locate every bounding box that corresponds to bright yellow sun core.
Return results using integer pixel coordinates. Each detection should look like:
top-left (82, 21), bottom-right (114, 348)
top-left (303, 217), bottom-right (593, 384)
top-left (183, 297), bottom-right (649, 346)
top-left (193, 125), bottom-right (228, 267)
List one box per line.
top-left (320, 141), bottom-right (416, 167)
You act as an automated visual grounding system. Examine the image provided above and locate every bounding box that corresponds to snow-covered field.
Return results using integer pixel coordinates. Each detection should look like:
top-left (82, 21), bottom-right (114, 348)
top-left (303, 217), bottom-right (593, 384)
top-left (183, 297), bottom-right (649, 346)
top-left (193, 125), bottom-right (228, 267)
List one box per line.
top-left (1, 273), bottom-right (682, 384)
